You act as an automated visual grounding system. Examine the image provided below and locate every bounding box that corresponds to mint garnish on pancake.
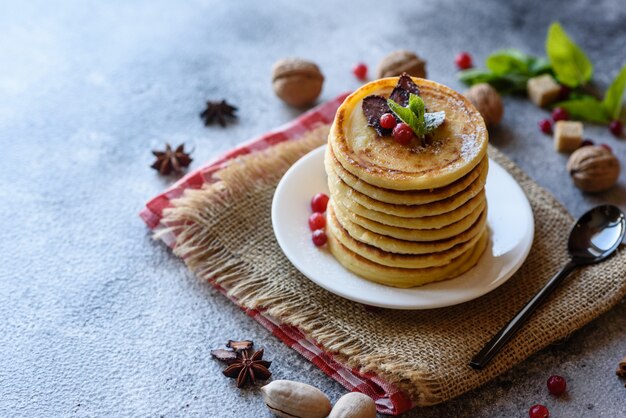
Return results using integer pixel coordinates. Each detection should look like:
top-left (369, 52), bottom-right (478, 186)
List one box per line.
top-left (361, 73), bottom-right (445, 139)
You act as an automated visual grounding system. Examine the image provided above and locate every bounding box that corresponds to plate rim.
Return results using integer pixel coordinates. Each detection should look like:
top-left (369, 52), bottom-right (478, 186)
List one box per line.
top-left (272, 145), bottom-right (534, 310)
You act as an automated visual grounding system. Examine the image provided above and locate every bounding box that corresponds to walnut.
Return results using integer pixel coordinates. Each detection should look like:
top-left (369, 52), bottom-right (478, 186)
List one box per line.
top-left (464, 83), bottom-right (504, 126)
top-left (377, 50), bottom-right (427, 79)
top-left (272, 58), bottom-right (324, 107)
top-left (567, 146), bottom-right (620, 192)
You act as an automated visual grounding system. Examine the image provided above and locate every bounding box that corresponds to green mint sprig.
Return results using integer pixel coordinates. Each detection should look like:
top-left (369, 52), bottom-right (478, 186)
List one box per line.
top-left (554, 65), bottom-right (626, 123)
top-left (546, 22), bottom-right (593, 88)
top-left (458, 49), bottom-right (552, 94)
top-left (387, 94), bottom-right (445, 136)
top-left (459, 22), bottom-right (595, 93)
top-left (458, 21), bottom-right (625, 126)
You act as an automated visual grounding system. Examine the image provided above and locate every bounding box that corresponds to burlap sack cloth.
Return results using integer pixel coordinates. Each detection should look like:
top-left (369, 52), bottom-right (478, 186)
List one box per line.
top-left (160, 124), bottom-right (626, 408)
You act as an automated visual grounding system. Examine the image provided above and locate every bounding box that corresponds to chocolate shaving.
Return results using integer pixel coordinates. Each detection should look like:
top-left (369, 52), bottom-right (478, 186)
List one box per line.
top-left (226, 340), bottom-right (254, 352)
top-left (210, 349), bottom-right (239, 365)
top-left (362, 95), bottom-right (393, 136)
top-left (389, 73), bottom-right (421, 106)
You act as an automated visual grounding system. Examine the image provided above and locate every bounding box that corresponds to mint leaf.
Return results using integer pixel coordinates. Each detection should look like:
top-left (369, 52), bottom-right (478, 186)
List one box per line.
top-left (486, 49), bottom-right (529, 75)
top-left (527, 57), bottom-right (552, 76)
top-left (458, 68), bottom-right (498, 86)
top-left (555, 97), bottom-right (609, 124)
top-left (388, 94), bottom-right (445, 136)
top-left (388, 98), bottom-right (421, 135)
top-left (546, 22), bottom-right (593, 87)
top-left (424, 111), bottom-right (446, 133)
top-left (601, 65), bottom-right (626, 120)
top-left (408, 94), bottom-right (425, 132)
top-left (408, 93), bottom-right (424, 116)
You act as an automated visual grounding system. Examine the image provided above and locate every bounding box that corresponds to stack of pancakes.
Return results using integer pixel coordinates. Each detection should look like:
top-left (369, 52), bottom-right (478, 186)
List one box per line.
top-left (325, 77), bottom-right (489, 288)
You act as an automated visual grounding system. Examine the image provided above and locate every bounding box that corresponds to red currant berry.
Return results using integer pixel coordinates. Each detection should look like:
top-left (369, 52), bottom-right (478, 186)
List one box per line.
top-left (558, 85), bottom-right (571, 100)
top-left (600, 143), bottom-right (613, 153)
top-left (310, 193), bottom-right (329, 213)
top-left (538, 119), bottom-right (552, 134)
top-left (529, 404), bottom-right (549, 418)
top-left (609, 120), bottom-right (623, 137)
top-left (552, 107), bottom-right (569, 122)
top-left (547, 375), bottom-right (567, 396)
top-left (308, 212), bottom-right (326, 231)
top-left (380, 113), bottom-right (397, 130)
top-left (353, 63), bottom-right (368, 80)
top-left (312, 230), bottom-right (327, 247)
top-left (581, 139), bottom-right (595, 147)
top-left (392, 123), bottom-right (414, 145)
top-left (455, 52), bottom-right (473, 70)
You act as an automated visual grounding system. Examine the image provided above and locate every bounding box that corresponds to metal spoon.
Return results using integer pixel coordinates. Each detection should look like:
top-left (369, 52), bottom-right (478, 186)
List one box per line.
top-left (470, 204), bottom-right (625, 370)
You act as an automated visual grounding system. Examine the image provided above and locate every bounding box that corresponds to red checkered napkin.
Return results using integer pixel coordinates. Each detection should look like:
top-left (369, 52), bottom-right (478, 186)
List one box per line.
top-left (140, 93), bottom-right (413, 415)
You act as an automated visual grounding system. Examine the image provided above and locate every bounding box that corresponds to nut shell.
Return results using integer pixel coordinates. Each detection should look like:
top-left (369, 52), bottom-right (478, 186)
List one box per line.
top-left (328, 392), bottom-right (376, 418)
top-left (377, 50), bottom-right (427, 79)
top-left (464, 83), bottom-right (504, 126)
top-left (272, 58), bottom-right (324, 107)
top-left (567, 146), bottom-right (620, 192)
top-left (261, 380), bottom-right (331, 418)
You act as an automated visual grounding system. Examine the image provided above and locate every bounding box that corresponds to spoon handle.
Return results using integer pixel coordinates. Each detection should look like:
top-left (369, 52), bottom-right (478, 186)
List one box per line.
top-left (469, 259), bottom-right (578, 370)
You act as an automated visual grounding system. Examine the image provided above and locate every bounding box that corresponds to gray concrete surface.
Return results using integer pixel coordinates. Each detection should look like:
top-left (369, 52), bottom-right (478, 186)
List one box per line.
top-left (1, 0), bottom-right (625, 416)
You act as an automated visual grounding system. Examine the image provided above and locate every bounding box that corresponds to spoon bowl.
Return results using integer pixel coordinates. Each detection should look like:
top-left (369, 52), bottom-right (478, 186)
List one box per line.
top-left (568, 204), bottom-right (626, 263)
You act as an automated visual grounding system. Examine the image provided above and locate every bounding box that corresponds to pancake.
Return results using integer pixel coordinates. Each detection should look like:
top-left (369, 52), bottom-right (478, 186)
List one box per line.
top-left (331, 184), bottom-right (486, 229)
top-left (332, 197), bottom-right (487, 242)
top-left (330, 201), bottom-right (487, 256)
top-left (325, 145), bottom-right (488, 205)
top-left (327, 203), bottom-right (487, 268)
top-left (327, 228), bottom-right (489, 288)
top-left (328, 77), bottom-right (488, 190)
top-left (327, 157), bottom-right (488, 218)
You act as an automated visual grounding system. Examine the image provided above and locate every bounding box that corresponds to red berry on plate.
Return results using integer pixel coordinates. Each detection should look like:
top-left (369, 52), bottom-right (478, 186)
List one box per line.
top-left (581, 138), bottom-right (595, 147)
top-left (312, 230), bottom-right (327, 247)
top-left (308, 212), bottom-right (326, 231)
top-left (558, 85), bottom-right (571, 100)
top-left (609, 120), bottom-right (623, 137)
top-left (529, 404), bottom-right (549, 418)
top-left (380, 113), bottom-right (397, 130)
top-left (547, 375), bottom-right (567, 396)
top-left (600, 143), bottom-right (613, 153)
top-left (455, 52), bottom-right (473, 70)
top-left (353, 62), bottom-right (368, 80)
top-left (552, 107), bottom-right (569, 122)
top-left (392, 123), bottom-right (414, 145)
top-left (538, 119), bottom-right (552, 134)
top-left (310, 193), bottom-right (329, 213)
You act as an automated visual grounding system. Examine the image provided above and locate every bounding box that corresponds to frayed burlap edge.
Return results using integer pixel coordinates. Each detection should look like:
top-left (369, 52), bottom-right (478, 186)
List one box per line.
top-left (158, 124), bottom-right (626, 408)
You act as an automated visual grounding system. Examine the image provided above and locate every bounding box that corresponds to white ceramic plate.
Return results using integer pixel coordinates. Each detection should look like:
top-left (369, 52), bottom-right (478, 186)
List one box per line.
top-left (272, 145), bottom-right (534, 310)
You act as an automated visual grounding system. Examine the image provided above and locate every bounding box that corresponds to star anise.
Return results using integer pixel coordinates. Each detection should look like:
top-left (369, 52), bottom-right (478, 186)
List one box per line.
top-left (222, 348), bottom-right (272, 388)
top-left (150, 143), bottom-right (192, 175)
top-left (200, 99), bottom-right (238, 127)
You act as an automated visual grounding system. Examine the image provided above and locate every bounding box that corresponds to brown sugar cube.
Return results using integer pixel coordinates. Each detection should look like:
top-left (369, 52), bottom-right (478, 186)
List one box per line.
top-left (527, 74), bottom-right (561, 107)
top-left (554, 121), bottom-right (583, 152)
